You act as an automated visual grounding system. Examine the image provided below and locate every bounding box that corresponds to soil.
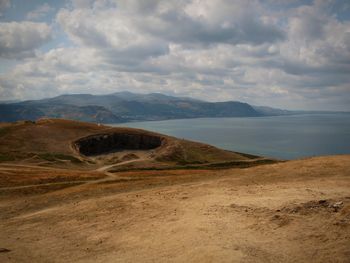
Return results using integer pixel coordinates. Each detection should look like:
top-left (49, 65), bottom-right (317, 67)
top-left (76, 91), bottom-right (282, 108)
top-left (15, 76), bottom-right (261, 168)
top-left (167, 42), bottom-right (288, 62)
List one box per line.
top-left (0, 155), bottom-right (349, 262)
top-left (0, 119), bottom-right (272, 170)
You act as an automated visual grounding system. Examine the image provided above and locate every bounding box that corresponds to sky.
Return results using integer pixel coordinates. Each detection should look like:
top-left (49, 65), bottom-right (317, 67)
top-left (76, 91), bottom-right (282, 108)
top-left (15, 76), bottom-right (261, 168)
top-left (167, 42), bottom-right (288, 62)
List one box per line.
top-left (0, 0), bottom-right (349, 110)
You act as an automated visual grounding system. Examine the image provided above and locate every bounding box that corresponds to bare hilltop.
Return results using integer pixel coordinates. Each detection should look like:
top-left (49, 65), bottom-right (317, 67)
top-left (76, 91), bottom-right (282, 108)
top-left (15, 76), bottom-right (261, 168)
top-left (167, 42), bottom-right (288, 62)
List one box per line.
top-left (0, 119), bottom-right (349, 262)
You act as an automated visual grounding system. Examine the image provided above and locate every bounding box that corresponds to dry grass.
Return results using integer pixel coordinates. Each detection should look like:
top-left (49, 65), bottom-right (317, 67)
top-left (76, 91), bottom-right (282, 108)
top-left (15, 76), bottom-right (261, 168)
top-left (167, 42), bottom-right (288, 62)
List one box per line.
top-left (0, 119), bottom-right (274, 170)
top-left (0, 155), bottom-right (349, 262)
top-left (0, 164), bottom-right (104, 188)
top-left (1, 119), bottom-right (348, 262)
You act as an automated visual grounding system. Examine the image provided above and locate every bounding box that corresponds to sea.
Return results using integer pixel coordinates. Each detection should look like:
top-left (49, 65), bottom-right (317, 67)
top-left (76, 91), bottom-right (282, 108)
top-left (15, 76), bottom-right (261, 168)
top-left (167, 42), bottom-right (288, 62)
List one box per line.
top-left (111, 113), bottom-right (350, 160)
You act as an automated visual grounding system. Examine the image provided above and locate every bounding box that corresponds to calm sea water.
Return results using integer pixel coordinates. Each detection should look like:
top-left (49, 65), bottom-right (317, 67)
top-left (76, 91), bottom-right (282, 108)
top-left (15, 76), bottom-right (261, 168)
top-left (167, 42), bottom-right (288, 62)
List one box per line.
top-left (112, 113), bottom-right (350, 160)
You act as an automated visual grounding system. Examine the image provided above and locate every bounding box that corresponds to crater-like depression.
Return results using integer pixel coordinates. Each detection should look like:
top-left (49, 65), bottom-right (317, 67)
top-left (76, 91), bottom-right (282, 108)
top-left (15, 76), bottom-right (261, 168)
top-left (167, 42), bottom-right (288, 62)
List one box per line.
top-left (75, 133), bottom-right (163, 156)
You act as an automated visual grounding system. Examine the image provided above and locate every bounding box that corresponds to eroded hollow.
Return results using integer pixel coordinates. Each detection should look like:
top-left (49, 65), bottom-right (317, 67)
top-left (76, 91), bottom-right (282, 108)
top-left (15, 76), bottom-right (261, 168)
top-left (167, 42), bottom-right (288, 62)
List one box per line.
top-left (75, 133), bottom-right (163, 156)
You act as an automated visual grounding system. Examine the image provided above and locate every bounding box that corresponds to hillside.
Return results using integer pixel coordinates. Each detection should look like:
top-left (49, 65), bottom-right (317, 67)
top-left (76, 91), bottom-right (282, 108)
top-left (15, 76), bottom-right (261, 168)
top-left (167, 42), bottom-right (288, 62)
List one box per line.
top-left (0, 119), bottom-right (271, 171)
top-left (0, 153), bottom-right (349, 262)
top-left (0, 119), bottom-right (348, 262)
top-left (0, 92), bottom-right (261, 123)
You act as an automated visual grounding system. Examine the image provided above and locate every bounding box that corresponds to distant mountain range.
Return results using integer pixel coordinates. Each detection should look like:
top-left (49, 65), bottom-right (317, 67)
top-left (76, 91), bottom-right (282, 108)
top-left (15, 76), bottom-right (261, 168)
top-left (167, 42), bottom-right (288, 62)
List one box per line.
top-left (0, 91), bottom-right (327, 123)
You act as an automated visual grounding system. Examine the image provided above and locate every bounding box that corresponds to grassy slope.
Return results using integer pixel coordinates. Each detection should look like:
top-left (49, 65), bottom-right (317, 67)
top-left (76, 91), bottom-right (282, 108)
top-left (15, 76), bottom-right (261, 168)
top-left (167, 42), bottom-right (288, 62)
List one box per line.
top-left (0, 119), bottom-right (265, 169)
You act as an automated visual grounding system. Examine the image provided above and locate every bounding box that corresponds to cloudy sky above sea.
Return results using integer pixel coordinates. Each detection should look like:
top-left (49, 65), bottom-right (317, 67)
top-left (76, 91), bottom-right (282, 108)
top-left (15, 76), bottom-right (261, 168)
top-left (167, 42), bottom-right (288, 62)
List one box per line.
top-left (0, 0), bottom-right (349, 110)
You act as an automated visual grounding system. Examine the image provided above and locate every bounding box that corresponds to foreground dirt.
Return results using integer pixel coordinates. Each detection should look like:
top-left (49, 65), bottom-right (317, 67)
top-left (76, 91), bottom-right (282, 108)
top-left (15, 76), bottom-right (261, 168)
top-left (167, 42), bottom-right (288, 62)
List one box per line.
top-left (0, 155), bottom-right (349, 262)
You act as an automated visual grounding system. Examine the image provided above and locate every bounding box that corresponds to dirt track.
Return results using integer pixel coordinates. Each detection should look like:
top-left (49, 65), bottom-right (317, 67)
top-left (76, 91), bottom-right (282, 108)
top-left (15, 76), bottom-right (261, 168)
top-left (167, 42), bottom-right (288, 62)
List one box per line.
top-left (0, 155), bottom-right (350, 262)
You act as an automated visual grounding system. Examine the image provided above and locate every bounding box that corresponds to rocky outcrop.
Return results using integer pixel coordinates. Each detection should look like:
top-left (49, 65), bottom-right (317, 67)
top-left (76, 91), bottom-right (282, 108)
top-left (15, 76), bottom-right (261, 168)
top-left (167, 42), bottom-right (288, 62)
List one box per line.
top-left (74, 133), bottom-right (163, 156)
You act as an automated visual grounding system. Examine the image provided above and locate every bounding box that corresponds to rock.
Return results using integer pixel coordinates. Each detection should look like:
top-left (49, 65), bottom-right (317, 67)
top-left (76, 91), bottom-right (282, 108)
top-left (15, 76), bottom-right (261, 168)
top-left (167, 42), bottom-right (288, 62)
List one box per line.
top-left (332, 201), bottom-right (343, 208)
top-left (330, 201), bottom-right (343, 212)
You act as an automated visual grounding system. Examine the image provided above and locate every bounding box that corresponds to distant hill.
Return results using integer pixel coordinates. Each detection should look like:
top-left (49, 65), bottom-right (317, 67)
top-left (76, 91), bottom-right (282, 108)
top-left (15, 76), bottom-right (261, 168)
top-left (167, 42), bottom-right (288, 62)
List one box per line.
top-left (0, 92), bottom-right (263, 123)
top-left (5, 91), bottom-right (337, 123)
top-left (252, 106), bottom-right (294, 116)
top-left (0, 103), bottom-right (122, 123)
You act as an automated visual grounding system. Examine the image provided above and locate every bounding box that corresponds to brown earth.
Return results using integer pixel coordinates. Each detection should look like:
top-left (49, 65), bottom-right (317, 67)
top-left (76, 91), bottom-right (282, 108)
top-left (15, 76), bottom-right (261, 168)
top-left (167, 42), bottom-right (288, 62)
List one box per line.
top-left (0, 119), bottom-right (272, 170)
top-left (0, 119), bottom-right (349, 262)
top-left (0, 155), bottom-right (349, 262)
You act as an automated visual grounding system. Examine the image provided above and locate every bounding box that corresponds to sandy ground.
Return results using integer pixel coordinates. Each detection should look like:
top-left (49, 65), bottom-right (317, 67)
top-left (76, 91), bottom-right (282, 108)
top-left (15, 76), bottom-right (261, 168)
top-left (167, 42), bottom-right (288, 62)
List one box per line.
top-left (0, 155), bottom-right (350, 262)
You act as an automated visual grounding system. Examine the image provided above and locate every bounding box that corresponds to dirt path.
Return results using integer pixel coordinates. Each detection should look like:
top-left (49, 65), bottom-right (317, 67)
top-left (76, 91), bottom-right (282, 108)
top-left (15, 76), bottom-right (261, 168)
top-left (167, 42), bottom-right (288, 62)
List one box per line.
top-left (95, 157), bottom-right (148, 173)
top-left (0, 158), bottom-right (148, 191)
top-left (0, 163), bottom-right (65, 171)
top-left (0, 156), bottom-right (349, 262)
top-left (89, 158), bottom-right (149, 184)
top-left (0, 181), bottom-right (88, 191)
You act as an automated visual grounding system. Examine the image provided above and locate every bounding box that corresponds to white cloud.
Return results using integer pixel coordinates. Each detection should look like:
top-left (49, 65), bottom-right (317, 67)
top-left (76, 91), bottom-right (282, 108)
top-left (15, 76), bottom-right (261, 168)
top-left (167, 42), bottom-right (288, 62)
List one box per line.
top-left (0, 21), bottom-right (52, 59)
top-left (277, 1), bottom-right (350, 80)
top-left (56, 6), bottom-right (169, 63)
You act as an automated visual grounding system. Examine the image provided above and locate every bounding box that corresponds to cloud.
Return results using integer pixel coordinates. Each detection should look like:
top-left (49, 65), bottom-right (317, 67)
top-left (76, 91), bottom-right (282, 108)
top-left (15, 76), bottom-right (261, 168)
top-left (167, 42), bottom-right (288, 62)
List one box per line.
top-left (0, 21), bottom-right (52, 59)
top-left (58, 0), bottom-right (285, 51)
top-left (0, 47), bottom-right (98, 100)
top-left (56, 7), bottom-right (170, 63)
top-left (54, 0), bottom-right (285, 72)
top-left (275, 1), bottom-right (350, 83)
top-left (0, 0), bottom-right (349, 111)
top-left (160, 0), bottom-right (285, 45)
top-left (27, 3), bottom-right (55, 20)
